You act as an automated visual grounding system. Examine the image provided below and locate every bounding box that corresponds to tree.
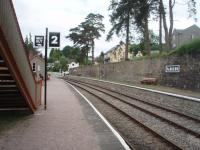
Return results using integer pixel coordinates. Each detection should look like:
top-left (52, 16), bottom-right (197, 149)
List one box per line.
top-left (133, 0), bottom-right (159, 56)
top-left (82, 13), bottom-right (105, 64)
top-left (107, 0), bottom-right (159, 57)
top-left (61, 45), bottom-right (85, 64)
top-left (150, 30), bottom-right (159, 47)
top-left (60, 55), bottom-right (68, 72)
top-left (67, 26), bottom-right (91, 64)
top-left (159, 0), bottom-right (197, 50)
top-left (96, 51), bottom-right (104, 64)
top-left (24, 33), bottom-right (38, 54)
top-left (67, 13), bottom-right (105, 65)
top-left (130, 30), bottom-right (159, 55)
top-left (107, 0), bottom-right (135, 60)
top-left (49, 48), bottom-right (61, 62)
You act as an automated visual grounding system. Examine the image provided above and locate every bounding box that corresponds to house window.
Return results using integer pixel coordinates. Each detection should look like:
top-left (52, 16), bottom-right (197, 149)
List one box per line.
top-left (38, 65), bottom-right (40, 71)
top-left (173, 34), bottom-right (175, 40)
top-left (191, 34), bottom-right (194, 39)
top-left (32, 63), bottom-right (36, 72)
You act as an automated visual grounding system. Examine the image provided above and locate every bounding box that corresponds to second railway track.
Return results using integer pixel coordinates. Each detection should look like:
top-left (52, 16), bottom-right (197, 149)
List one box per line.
top-left (64, 78), bottom-right (200, 150)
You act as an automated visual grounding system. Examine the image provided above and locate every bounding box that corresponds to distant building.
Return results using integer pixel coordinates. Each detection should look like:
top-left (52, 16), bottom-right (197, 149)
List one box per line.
top-left (30, 55), bottom-right (45, 81)
top-left (104, 41), bottom-right (133, 63)
top-left (172, 24), bottom-right (200, 48)
top-left (68, 62), bottom-right (79, 70)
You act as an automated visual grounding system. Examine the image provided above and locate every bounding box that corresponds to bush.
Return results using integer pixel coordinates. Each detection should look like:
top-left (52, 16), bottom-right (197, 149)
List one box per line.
top-left (170, 38), bottom-right (200, 55)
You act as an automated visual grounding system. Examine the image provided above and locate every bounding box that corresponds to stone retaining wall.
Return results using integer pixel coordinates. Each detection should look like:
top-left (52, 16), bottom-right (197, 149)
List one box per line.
top-left (71, 55), bottom-right (200, 91)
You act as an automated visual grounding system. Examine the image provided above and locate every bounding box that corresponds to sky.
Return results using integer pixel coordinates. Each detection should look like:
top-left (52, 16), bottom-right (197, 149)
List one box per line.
top-left (12, 0), bottom-right (200, 57)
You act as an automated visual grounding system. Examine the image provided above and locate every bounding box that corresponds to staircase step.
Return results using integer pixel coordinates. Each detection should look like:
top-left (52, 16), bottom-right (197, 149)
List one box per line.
top-left (0, 104), bottom-right (28, 108)
top-left (0, 61), bottom-right (5, 67)
top-left (0, 80), bottom-right (16, 85)
top-left (0, 89), bottom-right (19, 94)
top-left (0, 70), bottom-right (9, 74)
top-left (0, 108), bottom-right (29, 111)
top-left (0, 67), bottom-right (9, 74)
top-left (0, 74), bottom-right (11, 76)
top-left (0, 56), bottom-right (30, 110)
top-left (0, 97), bottom-right (25, 102)
top-left (0, 67), bottom-right (8, 70)
top-left (0, 99), bottom-right (25, 103)
top-left (0, 93), bottom-right (21, 97)
top-left (0, 75), bottom-right (13, 80)
top-left (0, 85), bottom-right (17, 88)
top-left (0, 86), bottom-right (18, 90)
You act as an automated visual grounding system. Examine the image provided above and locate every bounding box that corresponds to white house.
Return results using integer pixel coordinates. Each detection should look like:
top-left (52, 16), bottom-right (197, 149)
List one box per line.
top-left (68, 62), bottom-right (79, 71)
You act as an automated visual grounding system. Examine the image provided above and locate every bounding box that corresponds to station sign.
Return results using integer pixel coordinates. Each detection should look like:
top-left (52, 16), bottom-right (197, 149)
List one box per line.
top-left (165, 65), bottom-right (180, 73)
top-left (34, 36), bottom-right (44, 47)
top-left (49, 32), bottom-right (60, 47)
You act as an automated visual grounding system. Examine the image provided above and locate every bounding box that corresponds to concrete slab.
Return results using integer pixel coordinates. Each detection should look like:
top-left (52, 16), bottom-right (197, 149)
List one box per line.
top-left (0, 77), bottom-right (125, 150)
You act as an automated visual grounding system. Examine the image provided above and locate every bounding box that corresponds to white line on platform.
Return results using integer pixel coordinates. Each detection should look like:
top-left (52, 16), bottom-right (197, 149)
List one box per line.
top-left (74, 76), bottom-right (200, 103)
top-left (67, 82), bottom-right (131, 150)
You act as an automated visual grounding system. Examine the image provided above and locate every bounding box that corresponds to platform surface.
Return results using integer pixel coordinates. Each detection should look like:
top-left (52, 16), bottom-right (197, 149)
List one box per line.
top-left (0, 77), bottom-right (125, 150)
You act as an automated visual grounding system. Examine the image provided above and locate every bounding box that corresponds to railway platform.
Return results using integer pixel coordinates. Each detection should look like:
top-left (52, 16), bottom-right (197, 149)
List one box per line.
top-left (0, 77), bottom-right (127, 150)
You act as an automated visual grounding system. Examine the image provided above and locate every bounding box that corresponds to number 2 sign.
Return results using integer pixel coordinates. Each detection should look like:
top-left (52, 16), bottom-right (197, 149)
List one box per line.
top-left (49, 32), bottom-right (60, 47)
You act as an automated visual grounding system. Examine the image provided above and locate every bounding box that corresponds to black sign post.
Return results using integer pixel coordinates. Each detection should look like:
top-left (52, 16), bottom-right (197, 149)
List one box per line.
top-left (44, 28), bottom-right (48, 110)
top-left (35, 30), bottom-right (60, 110)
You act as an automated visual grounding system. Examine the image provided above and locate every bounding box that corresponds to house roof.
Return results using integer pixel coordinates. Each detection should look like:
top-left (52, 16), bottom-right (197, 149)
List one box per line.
top-left (105, 46), bottom-right (116, 55)
top-left (173, 24), bottom-right (200, 34)
top-left (105, 41), bottom-right (126, 55)
top-left (30, 55), bottom-right (45, 62)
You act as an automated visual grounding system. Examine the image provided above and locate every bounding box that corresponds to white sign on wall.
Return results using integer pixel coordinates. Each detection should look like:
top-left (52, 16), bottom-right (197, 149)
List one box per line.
top-left (165, 65), bottom-right (180, 73)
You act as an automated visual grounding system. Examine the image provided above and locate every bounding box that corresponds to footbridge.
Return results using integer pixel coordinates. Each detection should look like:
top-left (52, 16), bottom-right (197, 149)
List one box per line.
top-left (0, 0), bottom-right (42, 113)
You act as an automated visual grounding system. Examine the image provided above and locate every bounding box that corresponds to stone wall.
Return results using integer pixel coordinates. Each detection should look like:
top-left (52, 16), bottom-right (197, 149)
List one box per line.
top-left (72, 55), bottom-right (200, 91)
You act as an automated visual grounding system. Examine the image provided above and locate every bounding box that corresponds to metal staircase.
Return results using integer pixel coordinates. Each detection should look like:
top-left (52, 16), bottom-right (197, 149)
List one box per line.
top-left (0, 54), bottom-right (28, 110)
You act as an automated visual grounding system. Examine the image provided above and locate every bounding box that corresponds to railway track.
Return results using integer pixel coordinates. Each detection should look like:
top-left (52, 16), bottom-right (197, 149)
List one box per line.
top-left (64, 78), bottom-right (200, 149)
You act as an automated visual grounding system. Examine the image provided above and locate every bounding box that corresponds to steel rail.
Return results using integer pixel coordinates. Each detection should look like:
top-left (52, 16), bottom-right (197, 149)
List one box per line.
top-left (66, 80), bottom-right (183, 150)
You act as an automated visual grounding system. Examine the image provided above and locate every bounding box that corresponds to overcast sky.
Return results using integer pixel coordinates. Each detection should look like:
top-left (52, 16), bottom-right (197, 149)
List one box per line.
top-left (12, 0), bottom-right (199, 57)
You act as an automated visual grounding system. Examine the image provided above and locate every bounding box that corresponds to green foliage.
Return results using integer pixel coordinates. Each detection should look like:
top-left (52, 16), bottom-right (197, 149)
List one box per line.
top-left (129, 43), bottom-right (144, 55)
top-left (132, 52), bottom-right (161, 61)
top-left (62, 46), bottom-right (72, 58)
top-left (133, 0), bottom-right (158, 29)
top-left (67, 13), bottom-right (105, 64)
top-left (149, 30), bottom-right (159, 47)
top-left (49, 48), bottom-right (62, 62)
top-left (48, 48), bottom-right (67, 72)
top-left (24, 33), bottom-right (38, 54)
top-left (130, 30), bottom-right (159, 55)
top-left (107, 0), bottom-right (135, 41)
top-left (62, 46), bottom-right (80, 61)
top-left (52, 62), bottom-right (61, 72)
top-left (169, 38), bottom-right (200, 55)
top-left (47, 57), bottom-right (54, 63)
top-left (60, 55), bottom-right (68, 71)
top-left (96, 51), bottom-right (104, 64)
